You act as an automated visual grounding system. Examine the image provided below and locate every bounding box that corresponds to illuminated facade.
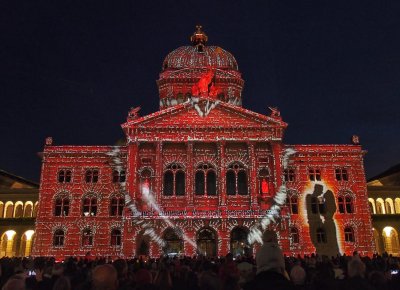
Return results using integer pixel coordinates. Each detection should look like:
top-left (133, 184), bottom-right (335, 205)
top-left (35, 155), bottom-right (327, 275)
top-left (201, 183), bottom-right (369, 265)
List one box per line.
top-left (33, 26), bottom-right (374, 258)
top-left (0, 169), bottom-right (38, 257)
top-left (368, 164), bottom-right (400, 256)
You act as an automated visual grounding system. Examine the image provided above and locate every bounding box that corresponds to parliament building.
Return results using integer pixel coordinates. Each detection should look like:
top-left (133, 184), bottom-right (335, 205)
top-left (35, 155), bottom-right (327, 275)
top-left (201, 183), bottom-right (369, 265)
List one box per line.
top-left (32, 26), bottom-right (374, 259)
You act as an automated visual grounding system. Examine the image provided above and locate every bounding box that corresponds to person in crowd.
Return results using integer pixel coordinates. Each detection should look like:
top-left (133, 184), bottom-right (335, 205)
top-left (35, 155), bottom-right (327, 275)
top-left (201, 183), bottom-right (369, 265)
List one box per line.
top-left (244, 242), bottom-right (295, 290)
top-left (91, 264), bottom-right (118, 290)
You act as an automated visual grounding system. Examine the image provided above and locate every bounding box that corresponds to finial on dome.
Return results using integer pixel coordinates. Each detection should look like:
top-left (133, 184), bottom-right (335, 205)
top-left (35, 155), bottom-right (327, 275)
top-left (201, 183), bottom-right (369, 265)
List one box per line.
top-left (191, 25), bottom-right (208, 49)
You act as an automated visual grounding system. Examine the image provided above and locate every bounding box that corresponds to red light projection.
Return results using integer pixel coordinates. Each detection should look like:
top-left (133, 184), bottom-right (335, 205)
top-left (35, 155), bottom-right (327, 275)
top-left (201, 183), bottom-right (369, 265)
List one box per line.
top-left (32, 26), bottom-right (374, 259)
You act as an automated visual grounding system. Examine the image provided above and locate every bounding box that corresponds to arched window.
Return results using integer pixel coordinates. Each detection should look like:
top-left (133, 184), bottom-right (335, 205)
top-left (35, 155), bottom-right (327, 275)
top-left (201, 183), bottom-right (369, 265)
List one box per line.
top-left (14, 202), bottom-right (23, 218)
top-left (385, 198), bottom-right (394, 214)
top-left (163, 228), bottom-right (183, 254)
top-left (376, 198), bottom-right (385, 214)
top-left (58, 170), bottom-right (72, 183)
top-left (290, 227), bottom-right (299, 244)
top-left (368, 198), bottom-right (376, 214)
top-left (55, 197), bottom-right (69, 216)
top-left (226, 162), bottom-right (248, 196)
top-left (395, 198), bottom-right (400, 214)
top-left (316, 228), bottom-right (327, 243)
top-left (110, 197), bottom-right (124, 216)
top-left (195, 164), bottom-right (217, 196)
top-left (82, 197), bottom-right (97, 216)
top-left (53, 229), bottom-right (65, 247)
top-left (4, 202), bottom-right (13, 218)
top-left (82, 229), bottom-right (93, 246)
top-left (85, 169), bottom-right (99, 183)
top-left (111, 229), bottom-right (121, 246)
top-left (24, 202), bottom-right (33, 217)
top-left (344, 227), bottom-right (354, 242)
top-left (163, 164), bottom-right (185, 196)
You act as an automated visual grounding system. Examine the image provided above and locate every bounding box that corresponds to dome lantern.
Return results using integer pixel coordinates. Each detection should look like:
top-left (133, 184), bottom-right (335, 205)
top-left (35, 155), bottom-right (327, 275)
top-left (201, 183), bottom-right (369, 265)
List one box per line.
top-left (190, 25), bottom-right (208, 52)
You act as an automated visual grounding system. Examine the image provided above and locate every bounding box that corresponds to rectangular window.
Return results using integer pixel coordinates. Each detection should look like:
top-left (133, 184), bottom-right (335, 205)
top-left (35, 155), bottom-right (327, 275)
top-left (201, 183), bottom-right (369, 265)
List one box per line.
top-left (309, 168), bottom-right (321, 181)
top-left (284, 169), bottom-right (295, 182)
top-left (335, 168), bottom-right (348, 181)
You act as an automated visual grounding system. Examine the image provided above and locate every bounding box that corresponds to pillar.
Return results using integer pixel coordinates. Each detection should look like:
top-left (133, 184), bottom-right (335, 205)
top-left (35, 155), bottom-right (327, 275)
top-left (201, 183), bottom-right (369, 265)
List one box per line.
top-left (218, 142), bottom-right (226, 206)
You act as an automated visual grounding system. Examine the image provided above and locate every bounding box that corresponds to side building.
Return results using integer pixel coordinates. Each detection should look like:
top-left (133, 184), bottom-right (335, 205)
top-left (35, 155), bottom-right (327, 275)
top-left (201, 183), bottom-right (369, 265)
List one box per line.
top-left (368, 164), bottom-right (400, 256)
top-left (0, 170), bottom-right (38, 257)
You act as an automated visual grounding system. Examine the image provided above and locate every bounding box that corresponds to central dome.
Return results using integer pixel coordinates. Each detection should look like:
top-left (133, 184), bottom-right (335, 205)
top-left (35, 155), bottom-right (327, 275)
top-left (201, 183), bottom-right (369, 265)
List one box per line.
top-left (162, 46), bottom-right (238, 71)
top-left (157, 26), bottom-right (244, 110)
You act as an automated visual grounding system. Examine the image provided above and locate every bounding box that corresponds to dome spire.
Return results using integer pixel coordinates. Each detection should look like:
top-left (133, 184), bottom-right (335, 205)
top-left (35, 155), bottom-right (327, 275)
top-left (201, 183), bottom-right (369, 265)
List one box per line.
top-left (190, 25), bottom-right (208, 48)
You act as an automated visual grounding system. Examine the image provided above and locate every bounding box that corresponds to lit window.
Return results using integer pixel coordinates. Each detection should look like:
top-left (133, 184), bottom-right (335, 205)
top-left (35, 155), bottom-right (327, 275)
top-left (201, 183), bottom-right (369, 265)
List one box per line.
top-left (54, 197), bottom-right (69, 216)
top-left (259, 168), bottom-right (270, 195)
top-left (111, 229), bottom-right (121, 246)
top-left (344, 227), bottom-right (354, 242)
top-left (85, 169), bottom-right (99, 183)
top-left (309, 168), bottom-right (321, 181)
top-left (58, 170), bottom-right (72, 183)
top-left (226, 162), bottom-right (248, 196)
top-left (335, 168), bottom-right (348, 181)
top-left (53, 229), bottom-right (65, 247)
top-left (82, 197), bottom-right (97, 216)
top-left (284, 169), bottom-right (295, 182)
top-left (110, 197), bottom-right (124, 216)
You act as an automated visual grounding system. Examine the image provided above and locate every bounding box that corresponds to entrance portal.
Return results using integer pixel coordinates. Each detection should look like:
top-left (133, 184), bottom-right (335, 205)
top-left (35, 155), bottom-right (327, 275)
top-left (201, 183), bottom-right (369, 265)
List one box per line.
top-left (196, 228), bottom-right (217, 257)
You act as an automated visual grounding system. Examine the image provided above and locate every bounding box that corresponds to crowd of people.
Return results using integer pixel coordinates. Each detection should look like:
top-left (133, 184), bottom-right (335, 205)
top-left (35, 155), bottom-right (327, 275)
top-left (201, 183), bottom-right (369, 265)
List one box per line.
top-left (1, 246), bottom-right (399, 290)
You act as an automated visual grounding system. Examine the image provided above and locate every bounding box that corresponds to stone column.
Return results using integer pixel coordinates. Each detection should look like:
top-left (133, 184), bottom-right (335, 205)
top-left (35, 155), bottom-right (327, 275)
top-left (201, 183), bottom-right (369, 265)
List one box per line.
top-left (248, 142), bottom-right (257, 207)
top-left (155, 142), bottom-right (163, 203)
top-left (218, 142), bottom-right (226, 206)
top-left (186, 142), bottom-right (194, 207)
top-left (127, 142), bottom-right (139, 200)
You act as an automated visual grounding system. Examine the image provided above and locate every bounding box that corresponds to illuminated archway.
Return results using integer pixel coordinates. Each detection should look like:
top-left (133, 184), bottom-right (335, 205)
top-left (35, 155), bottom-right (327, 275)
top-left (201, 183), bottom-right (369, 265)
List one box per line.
top-left (373, 228), bottom-right (382, 254)
top-left (0, 230), bottom-right (17, 257)
top-left (376, 198), bottom-right (385, 214)
top-left (196, 227), bottom-right (217, 257)
top-left (0, 202), bottom-right (3, 218)
top-left (162, 228), bottom-right (184, 255)
top-left (383, 227), bottom-right (399, 256)
top-left (230, 226), bottom-right (251, 257)
top-left (385, 198), bottom-right (394, 214)
top-left (14, 201), bottom-right (23, 218)
top-left (4, 202), bottom-right (14, 218)
top-left (395, 198), bottom-right (400, 214)
top-left (24, 202), bottom-right (33, 217)
top-left (19, 230), bottom-right (34, 256)
top-left (368, 198), bottom-right (376, 214)
top-left (33, 202), bottom-right (39, 217)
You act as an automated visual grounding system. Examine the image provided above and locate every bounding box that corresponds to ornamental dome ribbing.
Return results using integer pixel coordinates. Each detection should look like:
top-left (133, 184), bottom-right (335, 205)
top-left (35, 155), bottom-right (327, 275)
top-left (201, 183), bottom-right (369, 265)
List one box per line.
top-left (162, 46), bottom-right (239, 71)
top-left (157, 25), bottom-right (244, 109)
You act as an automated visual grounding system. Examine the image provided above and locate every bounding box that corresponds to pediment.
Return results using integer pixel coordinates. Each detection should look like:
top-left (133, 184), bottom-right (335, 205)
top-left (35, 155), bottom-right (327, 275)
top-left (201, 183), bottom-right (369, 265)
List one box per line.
top-left (122, 99), bottom-right (287, 130)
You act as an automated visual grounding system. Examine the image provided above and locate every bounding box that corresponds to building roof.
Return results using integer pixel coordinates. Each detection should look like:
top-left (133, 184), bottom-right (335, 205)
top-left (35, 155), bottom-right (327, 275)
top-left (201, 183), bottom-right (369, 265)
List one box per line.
top-left (0, 169), bottom-right (39, 189)
top-left (367, 163), bottom-right (400, 186)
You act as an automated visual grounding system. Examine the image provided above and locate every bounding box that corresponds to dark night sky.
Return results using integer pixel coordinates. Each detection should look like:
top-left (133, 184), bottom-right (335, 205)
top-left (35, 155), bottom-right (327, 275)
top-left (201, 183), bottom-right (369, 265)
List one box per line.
top-left (1, 1), bottom-right (400, 182)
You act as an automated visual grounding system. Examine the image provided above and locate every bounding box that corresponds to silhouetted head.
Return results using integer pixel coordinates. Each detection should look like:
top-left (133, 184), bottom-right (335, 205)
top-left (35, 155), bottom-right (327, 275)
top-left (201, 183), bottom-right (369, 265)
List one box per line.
top-left (92, 264), bottom-right (118, 290)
